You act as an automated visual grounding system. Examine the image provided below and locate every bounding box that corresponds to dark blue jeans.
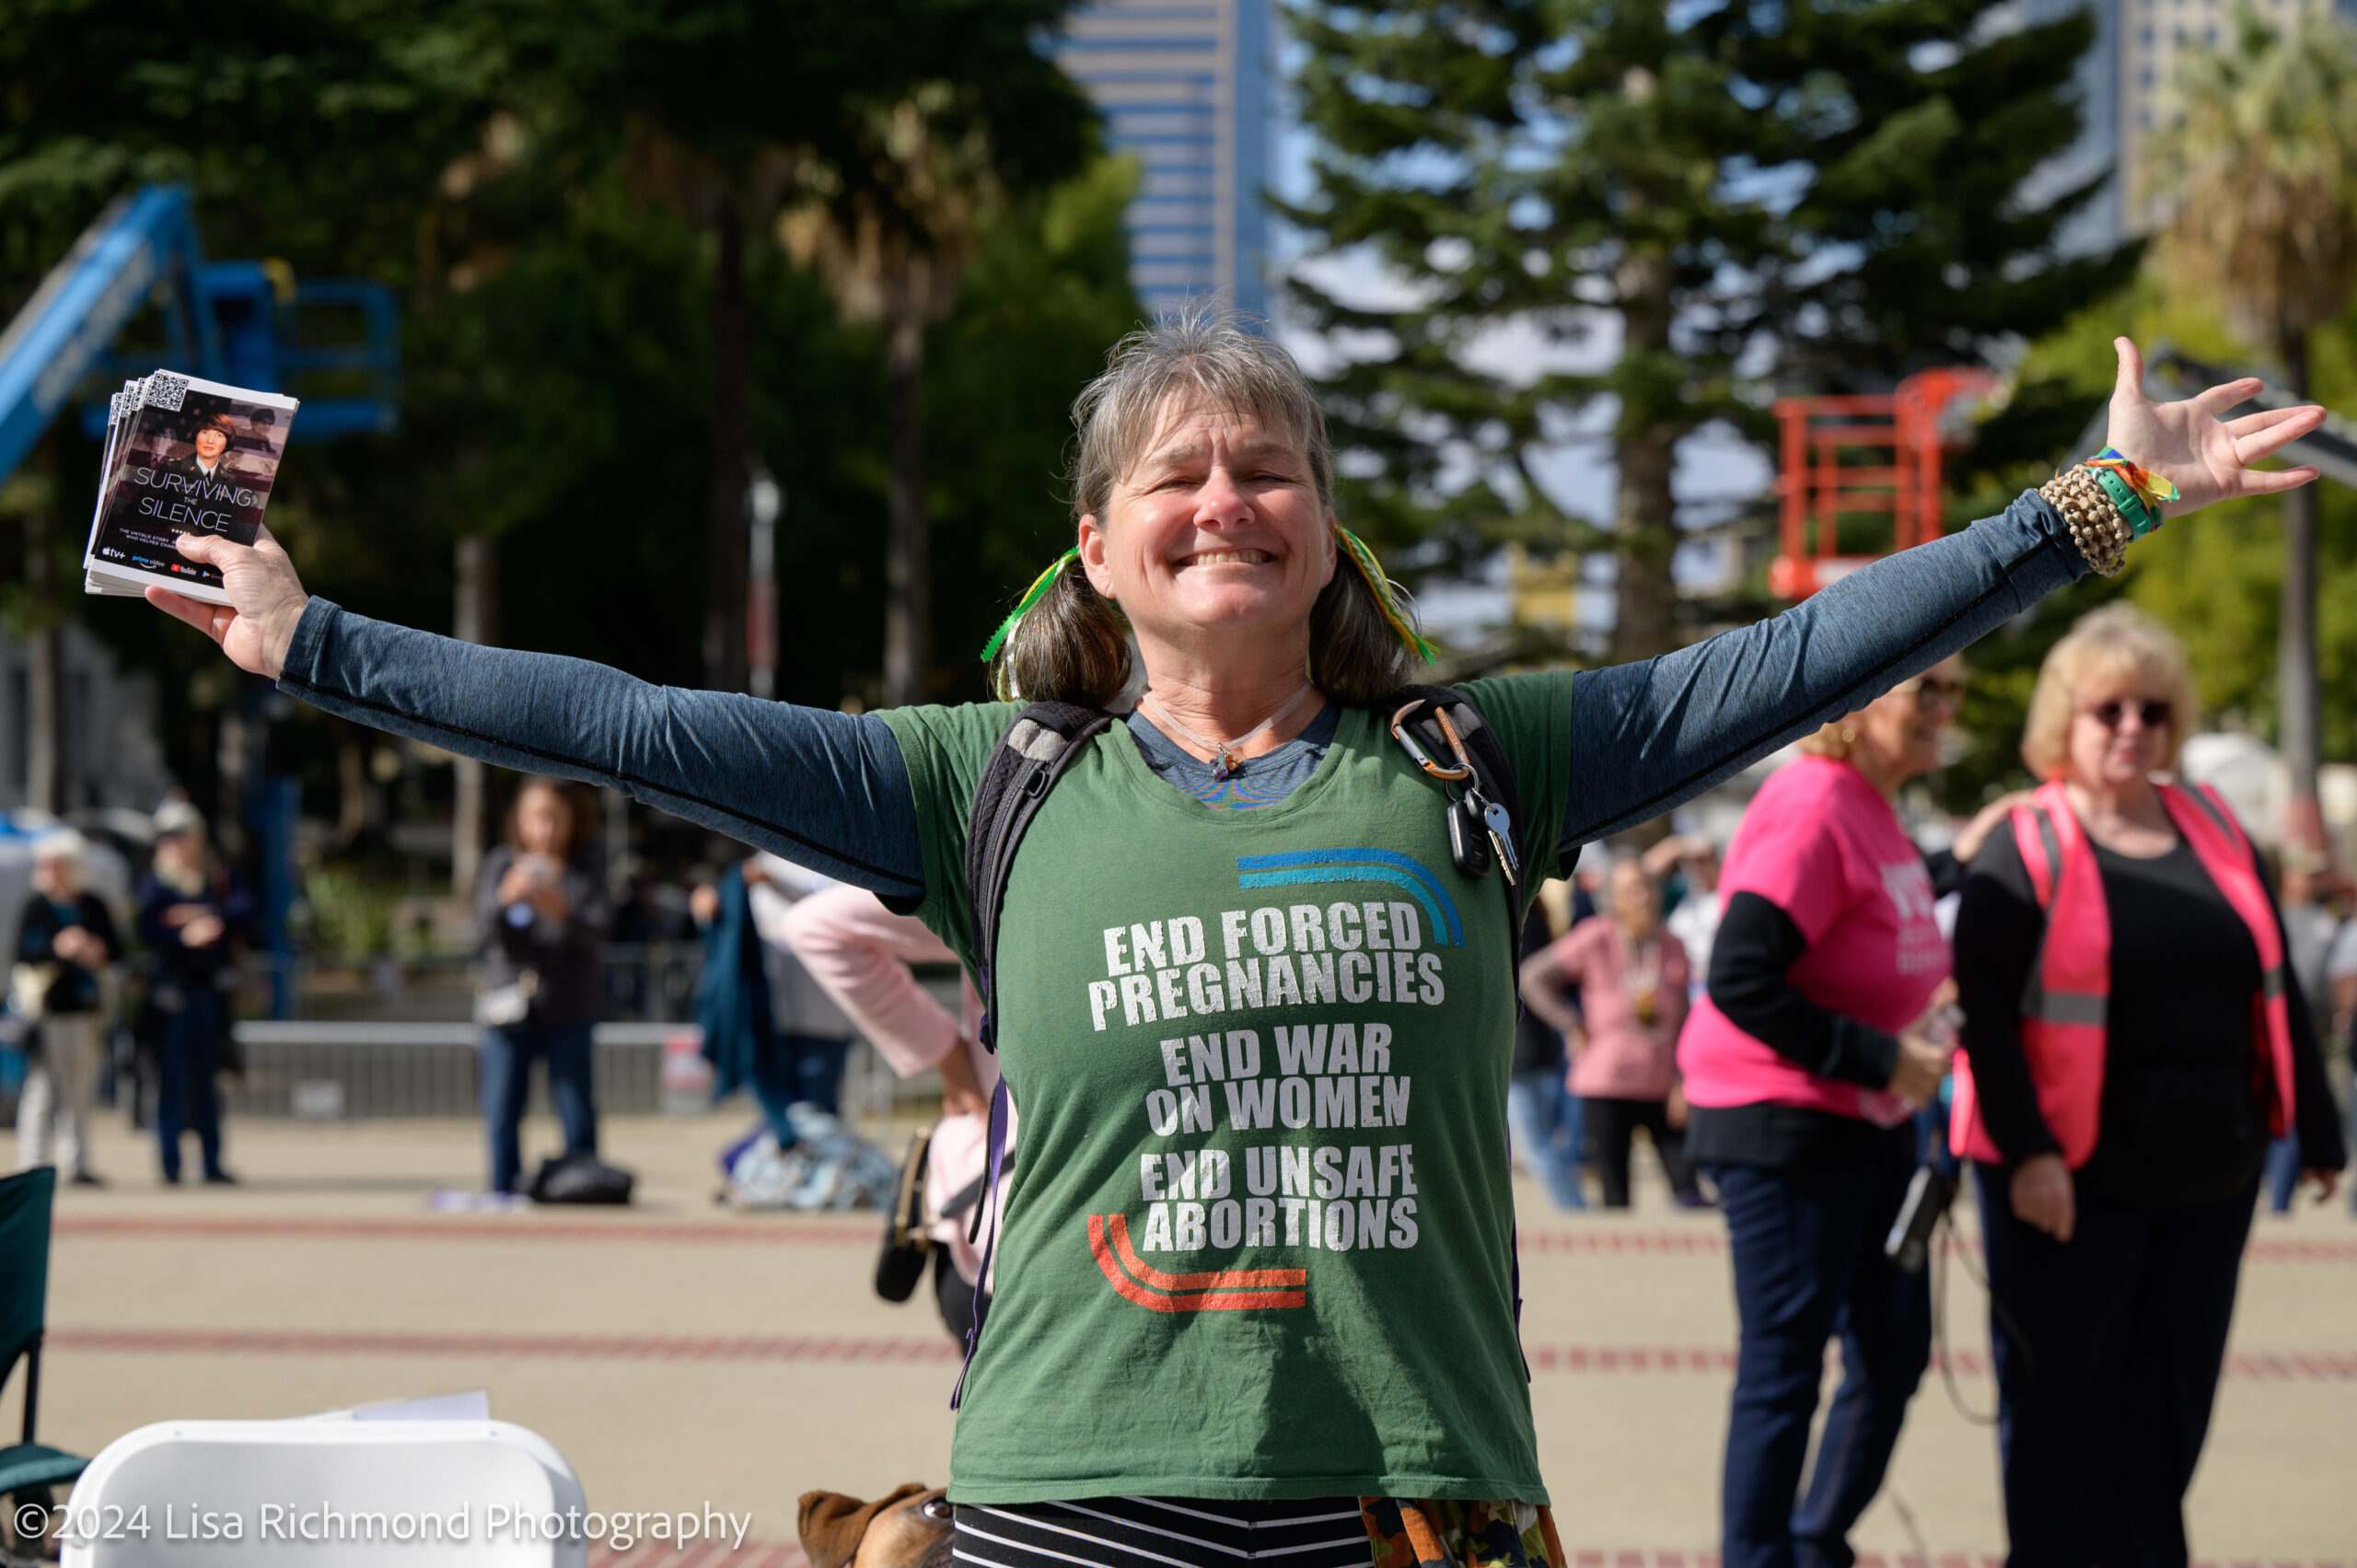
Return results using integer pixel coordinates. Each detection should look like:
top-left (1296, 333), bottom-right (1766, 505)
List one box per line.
top-left (1975, 1164), bottom-right (2255, 1568)
top-left (1713, 1134), bottom-right (1930, 1568)
top-left (749, 1032), bottom-right (853, 1143)
top-left (1507, 1067), bottom-right (1587, 1210)
top-left (481, 1022), bottom-right (598, 1194)
top-left (157, 986), bottom-right (226, 1181)
top-left (2261, 1132), bottom-right (2300, 1212)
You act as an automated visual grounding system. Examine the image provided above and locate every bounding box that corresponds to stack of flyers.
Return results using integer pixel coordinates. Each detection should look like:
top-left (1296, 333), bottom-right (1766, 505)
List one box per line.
top-left (84, 369), bottom-right (299, 603)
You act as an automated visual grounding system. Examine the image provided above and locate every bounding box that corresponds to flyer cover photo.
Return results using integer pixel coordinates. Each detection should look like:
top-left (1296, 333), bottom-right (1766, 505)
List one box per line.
top-left (84, 369), bottom-right (300, 604)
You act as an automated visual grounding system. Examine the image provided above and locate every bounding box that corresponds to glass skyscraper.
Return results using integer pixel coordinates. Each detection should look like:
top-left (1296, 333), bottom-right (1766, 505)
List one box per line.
top-left (1058, 0), bottom-right (1272, 319)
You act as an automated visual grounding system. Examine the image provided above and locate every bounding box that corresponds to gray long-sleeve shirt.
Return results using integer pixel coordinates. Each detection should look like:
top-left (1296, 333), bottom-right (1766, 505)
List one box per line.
top-left (277, 490), bottom-right (2089, 900)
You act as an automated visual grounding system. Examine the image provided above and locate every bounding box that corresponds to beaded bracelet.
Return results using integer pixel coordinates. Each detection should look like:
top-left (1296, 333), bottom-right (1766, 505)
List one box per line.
top-left (2040, 465), bottom-right (2136, 576)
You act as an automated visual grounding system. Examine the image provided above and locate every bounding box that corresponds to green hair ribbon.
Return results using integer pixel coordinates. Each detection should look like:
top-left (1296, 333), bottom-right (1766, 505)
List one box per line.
top-left (977, 530), bottom-right (1435, 665)
top-left (981, 548), bottom-right (1081, 661)
top-left (1335, 526), bottom-right (1437, 663)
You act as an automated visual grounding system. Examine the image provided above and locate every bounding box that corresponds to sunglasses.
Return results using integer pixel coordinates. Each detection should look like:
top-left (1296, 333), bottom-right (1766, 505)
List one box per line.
top-left (2085, 698), bottom-right (2172, 730)
top-left (1892, 675), bottom-right (1968, 710)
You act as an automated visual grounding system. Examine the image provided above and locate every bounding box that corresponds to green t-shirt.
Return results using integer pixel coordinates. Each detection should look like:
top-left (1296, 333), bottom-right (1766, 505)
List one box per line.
top-left (879, 672), bottom-right (1576, 1504)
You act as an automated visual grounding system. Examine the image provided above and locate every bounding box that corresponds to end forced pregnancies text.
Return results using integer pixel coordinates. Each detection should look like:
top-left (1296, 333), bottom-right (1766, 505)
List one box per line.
top-left (84, 369), bottom-right (299, 604)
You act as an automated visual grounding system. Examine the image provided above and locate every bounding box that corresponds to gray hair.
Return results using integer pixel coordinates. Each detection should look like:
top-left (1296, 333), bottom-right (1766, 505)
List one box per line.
top-left (1068, 303), bottom-right (1336, 527)
top-left (992, 303), bottom-right (1413, 707)
top-left (32, 827), bottom-right (87, 870)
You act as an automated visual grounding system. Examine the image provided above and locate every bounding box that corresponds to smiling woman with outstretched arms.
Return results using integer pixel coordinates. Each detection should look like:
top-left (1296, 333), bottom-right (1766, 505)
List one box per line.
top-left (149, 313), bottom-right (2318, 1564)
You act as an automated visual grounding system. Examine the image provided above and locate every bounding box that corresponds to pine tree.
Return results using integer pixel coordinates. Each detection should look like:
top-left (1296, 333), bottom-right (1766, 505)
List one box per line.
top-left (1285, 0), bottom-right (2134, 661)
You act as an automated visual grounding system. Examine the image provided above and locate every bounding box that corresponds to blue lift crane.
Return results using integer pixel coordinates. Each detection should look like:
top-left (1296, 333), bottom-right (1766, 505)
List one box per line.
top-left (0, 182), bottom-right (399, 486)
top-left (0, 183), bottom-right (401, 1014)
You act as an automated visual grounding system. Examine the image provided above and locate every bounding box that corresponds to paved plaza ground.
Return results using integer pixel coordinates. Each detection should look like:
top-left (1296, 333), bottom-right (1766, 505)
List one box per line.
top-left (10, 1110), bottom-right (2353, 1566)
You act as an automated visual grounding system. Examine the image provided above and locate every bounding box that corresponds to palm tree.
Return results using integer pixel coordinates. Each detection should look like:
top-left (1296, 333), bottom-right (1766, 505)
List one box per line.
top-left (617, 126), bottom-right (800, 695)
top-left (782, 73), bottom-right (1092, 707)
top-left (2143, 8), bottom-right (2357, 850)
top-left (509, 0), bottom-right (1088, 698)
top-left (781, 90), bottom-right (990, 708)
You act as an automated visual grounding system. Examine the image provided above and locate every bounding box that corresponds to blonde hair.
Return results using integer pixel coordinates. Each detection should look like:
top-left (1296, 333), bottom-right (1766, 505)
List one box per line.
top-left (1797, 721), bottom-right (1860, 761)
top-left (990, 303), bottom-right (1416, 707)
top-left (1795, 657), bottom-right (1968, 763)
top-left (2022, 603), bottom-right (2199, 779)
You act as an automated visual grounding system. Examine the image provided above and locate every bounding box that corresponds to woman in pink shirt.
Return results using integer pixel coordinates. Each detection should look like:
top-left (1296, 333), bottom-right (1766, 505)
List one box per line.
top-left (779, 884), bottom-right (1004, 1337)
top-left (1521, 859), bottom-right (1700, 1208)
top-left (1675, 657), bottom-right (1983, 1568)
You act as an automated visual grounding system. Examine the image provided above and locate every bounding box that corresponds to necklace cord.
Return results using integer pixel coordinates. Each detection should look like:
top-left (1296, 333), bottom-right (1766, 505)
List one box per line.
top-left (1141, 683), bottom-right (1318, 777)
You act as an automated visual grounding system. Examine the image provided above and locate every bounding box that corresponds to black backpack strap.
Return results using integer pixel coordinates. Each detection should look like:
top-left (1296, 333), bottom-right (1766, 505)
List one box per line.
top-left (1378, 682), bottom-right (1535, 1378)
top-left (948, 700), bottom-right (1113, 1411)
top-left (963, 700), bottom-right (1119, 1052)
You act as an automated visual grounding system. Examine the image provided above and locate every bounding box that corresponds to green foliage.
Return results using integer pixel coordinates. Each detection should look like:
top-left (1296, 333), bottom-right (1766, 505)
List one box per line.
top-left (924, 157), bottom-right (1149, 693)
top-left (0, 0), bottom-right (1137, 833)
top-left (2139, 6), bottom-right (2357, 354)
top-left (301, 863), bottom-right (405, 960)
top-left (0, 0), bottom-right (503, 285)
top-left (1921, 269), bottom-right (2357, 811)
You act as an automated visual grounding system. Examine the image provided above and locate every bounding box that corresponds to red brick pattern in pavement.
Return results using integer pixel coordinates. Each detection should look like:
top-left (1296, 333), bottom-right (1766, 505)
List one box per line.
top-left (585, 1545), bottom-right (2356, 1568)
top-left (52, 1214), bottom-right (2357, 1263)
top-left (592, 1540), bottom-right (806, 1568)
top-left (44, 1327), bottom-right (2357, 1382)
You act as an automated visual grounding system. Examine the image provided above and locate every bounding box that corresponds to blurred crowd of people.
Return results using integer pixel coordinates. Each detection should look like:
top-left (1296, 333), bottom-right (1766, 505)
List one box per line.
top-left (12, 595), bottom-right (2351, 1564)
top-left (9, 802), bottom-right (252, 1187)
top-left (1513, 604), bottom-right (2351, 1568)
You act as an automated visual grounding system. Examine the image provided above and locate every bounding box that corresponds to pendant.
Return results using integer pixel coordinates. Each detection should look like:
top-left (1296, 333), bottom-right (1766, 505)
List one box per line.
top-left (1212, 747), bottom-right (1237, 781)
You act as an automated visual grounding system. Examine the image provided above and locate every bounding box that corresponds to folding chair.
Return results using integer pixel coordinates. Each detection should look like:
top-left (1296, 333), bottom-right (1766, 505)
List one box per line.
top-left (62, 1419), bottom-right (588, 1566)
top-left (0, 1167), bottom-right (88, 1522)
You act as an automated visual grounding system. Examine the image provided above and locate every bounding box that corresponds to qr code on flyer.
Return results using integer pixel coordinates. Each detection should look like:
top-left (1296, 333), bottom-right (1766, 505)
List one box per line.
top-left (143, 372), bottom-right (189, 411)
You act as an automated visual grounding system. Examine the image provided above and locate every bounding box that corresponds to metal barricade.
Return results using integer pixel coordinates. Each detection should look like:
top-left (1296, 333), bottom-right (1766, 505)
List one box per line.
top-left (223, 1021), bottom-right (686, 1120)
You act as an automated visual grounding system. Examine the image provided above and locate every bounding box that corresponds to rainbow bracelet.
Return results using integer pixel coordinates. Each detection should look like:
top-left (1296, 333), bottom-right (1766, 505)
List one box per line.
top-left (2084, 448), bottom-right (2179, 538)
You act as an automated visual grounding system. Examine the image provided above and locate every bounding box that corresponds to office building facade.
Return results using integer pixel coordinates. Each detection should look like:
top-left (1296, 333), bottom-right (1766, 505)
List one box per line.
top-left (1059, 0), bottom-right (1272, 319)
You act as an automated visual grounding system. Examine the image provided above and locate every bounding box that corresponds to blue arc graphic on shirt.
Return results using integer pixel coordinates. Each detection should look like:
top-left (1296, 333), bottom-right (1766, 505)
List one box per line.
top-left (1235, 848), bottom-right (1464, 947)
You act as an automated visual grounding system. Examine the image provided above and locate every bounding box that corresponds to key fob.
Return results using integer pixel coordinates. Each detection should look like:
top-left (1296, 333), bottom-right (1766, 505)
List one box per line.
top-left (1483, 800), bottom-right (1520, 886)
top-left (1448, 796), bottom-right (1494, 879)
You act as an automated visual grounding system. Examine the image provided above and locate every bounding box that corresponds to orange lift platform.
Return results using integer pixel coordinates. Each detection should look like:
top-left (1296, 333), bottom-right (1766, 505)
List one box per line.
top-left (1770, 367), bottom-right (2000, 598)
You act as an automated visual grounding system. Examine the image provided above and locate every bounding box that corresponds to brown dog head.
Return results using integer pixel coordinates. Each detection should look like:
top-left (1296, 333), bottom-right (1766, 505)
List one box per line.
top-left (796, 1486), bottom-right (952, 1568)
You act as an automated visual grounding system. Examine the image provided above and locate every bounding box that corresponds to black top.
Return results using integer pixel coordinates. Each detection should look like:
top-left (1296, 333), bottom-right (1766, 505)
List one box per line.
top-left (138, 868), bottom-right (254, 990)
top-left (1954, 819), bottom-right (2346, 1207)
top-left (15, 892), bottom-right (120, 1015)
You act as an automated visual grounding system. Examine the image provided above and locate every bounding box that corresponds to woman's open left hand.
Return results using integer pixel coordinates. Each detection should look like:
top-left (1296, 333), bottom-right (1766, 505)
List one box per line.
top-left (2105, 339), bottom-right (2327, 517)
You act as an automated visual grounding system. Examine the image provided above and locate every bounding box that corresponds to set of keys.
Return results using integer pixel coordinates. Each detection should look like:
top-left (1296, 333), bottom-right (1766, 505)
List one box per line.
top-left (1449, 788), bottom-right (1520, 887)
top-left (1387, 698), bottom-right (1519, 888)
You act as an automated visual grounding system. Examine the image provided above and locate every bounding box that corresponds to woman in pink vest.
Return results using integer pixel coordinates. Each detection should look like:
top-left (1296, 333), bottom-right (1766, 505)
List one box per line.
top-left (1674, 655), bottom-right (1980, 1568)
top-left (1520, 858), bottom-right (1700, 1208)
top-left (1952, 605), bottom-right (2344, 1568)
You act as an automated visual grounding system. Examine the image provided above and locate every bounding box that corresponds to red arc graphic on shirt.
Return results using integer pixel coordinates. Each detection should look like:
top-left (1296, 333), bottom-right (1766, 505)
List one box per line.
top-left (1086, 1214), bottom-right (1308, 1312)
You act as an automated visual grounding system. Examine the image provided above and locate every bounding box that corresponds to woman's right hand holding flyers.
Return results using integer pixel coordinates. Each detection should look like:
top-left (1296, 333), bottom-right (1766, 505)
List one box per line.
top-left (146, 526), bottom-right (310, 679)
